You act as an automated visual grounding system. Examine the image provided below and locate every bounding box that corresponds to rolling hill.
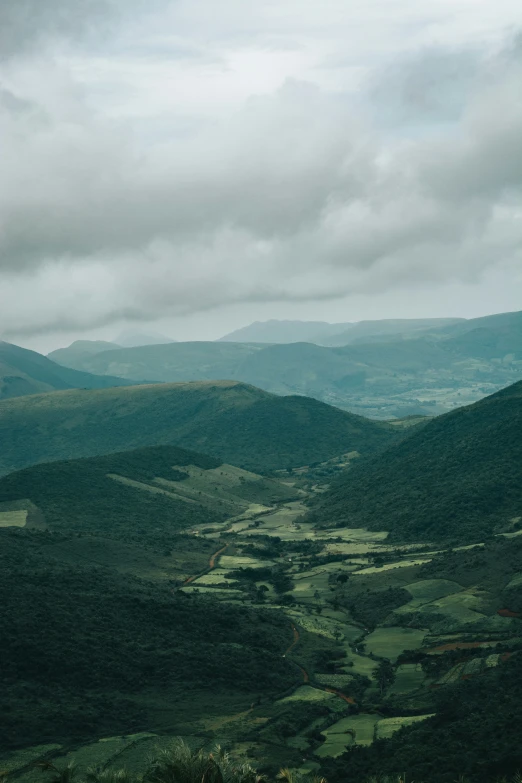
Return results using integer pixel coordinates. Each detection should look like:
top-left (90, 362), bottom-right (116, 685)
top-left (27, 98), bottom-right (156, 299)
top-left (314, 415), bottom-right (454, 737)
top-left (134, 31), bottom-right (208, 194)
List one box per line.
top-left (0, 380), bottom-right (401, 476)
top-left (309, 380), bottom-right (522, 542)
top-left (0, 341), bottom-right (133, 400)
top-left (47, 312), bottom-right (522, 418)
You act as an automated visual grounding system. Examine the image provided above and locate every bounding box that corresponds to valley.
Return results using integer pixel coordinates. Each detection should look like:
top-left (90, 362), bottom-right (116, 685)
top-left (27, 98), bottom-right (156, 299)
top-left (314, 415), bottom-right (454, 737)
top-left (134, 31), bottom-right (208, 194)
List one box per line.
top-left (3, 449), bottom-right (521, 783)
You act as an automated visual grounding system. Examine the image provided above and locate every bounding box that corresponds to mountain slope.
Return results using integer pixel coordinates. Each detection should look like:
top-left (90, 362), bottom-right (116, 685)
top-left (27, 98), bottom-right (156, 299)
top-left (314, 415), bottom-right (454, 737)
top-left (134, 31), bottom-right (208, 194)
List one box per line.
top-left (0, 380), bottom-right (401, 475)
top-left (0, 341), bottom-right (133, 400)
top-left (49, 340), bottom-right (261, 380)
top-left (0, 531), bottom-right (295, 750)
top-left (0, 445), bottom-right (295, 551)
top-left (310, 380), bottom-right (522, 542)
top-left (218, 319), bottom-right (346, 343)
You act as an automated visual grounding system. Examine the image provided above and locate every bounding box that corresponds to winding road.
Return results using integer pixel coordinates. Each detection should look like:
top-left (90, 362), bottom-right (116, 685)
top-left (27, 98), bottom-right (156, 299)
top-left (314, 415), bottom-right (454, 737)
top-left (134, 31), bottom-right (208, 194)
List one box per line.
top-left (285, 621), bottom-right (356, 704)
top-left (182, 543), bottom-right (229, 585)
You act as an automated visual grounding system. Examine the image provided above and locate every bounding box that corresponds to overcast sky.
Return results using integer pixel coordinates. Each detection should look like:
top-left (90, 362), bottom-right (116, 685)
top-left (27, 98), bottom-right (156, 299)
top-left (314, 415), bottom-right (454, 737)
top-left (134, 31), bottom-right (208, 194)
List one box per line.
top-left (1, 0), bottom-right (521, 352)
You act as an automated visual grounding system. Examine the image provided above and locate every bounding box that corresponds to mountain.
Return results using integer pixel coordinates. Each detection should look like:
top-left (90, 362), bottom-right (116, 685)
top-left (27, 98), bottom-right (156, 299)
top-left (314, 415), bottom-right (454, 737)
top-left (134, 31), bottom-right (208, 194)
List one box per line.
top-left (310, 380), bottom-right (522, 542)
top-left (114, 330), bottom-right (175, 347)
top-left (0, 341), bottom-right (133, 400)
top-left (49, 340), bottom-right (261, 382)
top-left (47, 316), bottom-right (522, 418)
top-left (320, 317), bottom-right (465, 346)
top-left (218, 319), bottom-right (347, 343)
top-left (0, 380), bottom-right (401, 476)
top-left (48, 339), bottom-right (122, 366)
top-left (218, 317), bottom-right (464, 345)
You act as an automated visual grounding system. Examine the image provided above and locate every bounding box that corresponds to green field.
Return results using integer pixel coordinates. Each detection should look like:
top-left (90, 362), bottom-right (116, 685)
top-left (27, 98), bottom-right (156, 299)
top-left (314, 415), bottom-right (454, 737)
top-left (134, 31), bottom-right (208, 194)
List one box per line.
top-left (365, 627), bottom-right (426, 661)
top-left (375, 715), bottom-right (434, 739)
top-left (388, 663), bottom-right (426, 694)
top-left (0, 509), bottom-right (27, 527)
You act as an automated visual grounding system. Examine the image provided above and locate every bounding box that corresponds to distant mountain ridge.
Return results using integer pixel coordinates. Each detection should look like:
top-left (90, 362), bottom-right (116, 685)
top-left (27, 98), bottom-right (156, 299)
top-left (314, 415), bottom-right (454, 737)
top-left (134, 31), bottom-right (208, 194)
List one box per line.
top-left (0, 340), bottom-right (134, 400)
top-left (0, 380), bottom-right (402, 476)
top-left (48, 309), bottom-right (522, 419)
top-left (218, 317), bottom-right (464, 345)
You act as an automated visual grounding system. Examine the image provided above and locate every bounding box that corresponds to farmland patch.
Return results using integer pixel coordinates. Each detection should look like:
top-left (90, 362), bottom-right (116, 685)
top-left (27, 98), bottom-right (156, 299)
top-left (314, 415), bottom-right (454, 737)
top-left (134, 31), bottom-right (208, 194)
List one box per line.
top-left (365, 627), bottom-right (426, 661)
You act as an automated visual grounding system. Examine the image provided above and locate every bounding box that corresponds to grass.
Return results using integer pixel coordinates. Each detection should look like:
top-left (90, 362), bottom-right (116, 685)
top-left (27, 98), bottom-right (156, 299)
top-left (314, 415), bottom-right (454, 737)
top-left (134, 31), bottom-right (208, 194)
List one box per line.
top-left (321, 715), bottom-right (380, 747)
top-left (364, 627), bottom-right (426, 661)
top-left (388, 664), bottom-right (426, 694)
top-left (0, 509), bottom-right (27, 527)
top-left (0, 744), bottom-right (62, 774)
top-left (375, 714), bottom-right (435, 739)
top-left (277, 686), bottom-right (337, 703)
top-left (353, 558), bottom-right (432, 575)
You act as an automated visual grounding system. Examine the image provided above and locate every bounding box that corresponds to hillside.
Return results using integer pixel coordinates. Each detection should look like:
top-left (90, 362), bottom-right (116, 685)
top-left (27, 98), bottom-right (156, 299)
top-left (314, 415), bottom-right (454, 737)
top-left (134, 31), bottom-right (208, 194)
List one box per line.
top-left (0, 381), bottom-right (401, 475)
top-left (0, 341), bottom-right (133, 400)
top-left (0, 444), bottom-right (296, 551)
top-left (48, 312), bottom-right (522, 418)
top-left (309, 380), bottom-right (522, 542)
top-left (49, 340), bottom-right (261, 382)
top-left (0, 531), bottom-right (295, 750)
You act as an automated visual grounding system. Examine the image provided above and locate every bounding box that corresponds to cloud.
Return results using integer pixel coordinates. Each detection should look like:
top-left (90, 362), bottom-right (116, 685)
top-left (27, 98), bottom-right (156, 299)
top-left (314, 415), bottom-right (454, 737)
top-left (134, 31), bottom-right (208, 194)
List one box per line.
top-left (0, 2), bottom-right (521, 337)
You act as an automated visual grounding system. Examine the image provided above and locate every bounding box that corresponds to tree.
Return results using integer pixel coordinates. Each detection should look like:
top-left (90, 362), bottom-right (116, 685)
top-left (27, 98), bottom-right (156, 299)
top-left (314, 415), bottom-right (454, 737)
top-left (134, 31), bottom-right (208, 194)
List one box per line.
top-left (373, 659), bottom-right (395, 696)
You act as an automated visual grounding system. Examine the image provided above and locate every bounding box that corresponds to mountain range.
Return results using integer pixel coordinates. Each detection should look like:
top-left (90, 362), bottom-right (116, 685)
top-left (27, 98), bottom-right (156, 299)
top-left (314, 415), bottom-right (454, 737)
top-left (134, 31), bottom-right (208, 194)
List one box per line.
top-left (47, 309), bottom-right (522, 418)
top-left (218, 317), bottom-right (465, 345)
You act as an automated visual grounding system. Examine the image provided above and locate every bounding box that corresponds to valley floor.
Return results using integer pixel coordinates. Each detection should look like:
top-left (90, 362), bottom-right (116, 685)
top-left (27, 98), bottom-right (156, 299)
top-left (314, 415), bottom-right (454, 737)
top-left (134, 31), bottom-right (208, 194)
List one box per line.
top-left (5, 469), bottom-right (522, 781)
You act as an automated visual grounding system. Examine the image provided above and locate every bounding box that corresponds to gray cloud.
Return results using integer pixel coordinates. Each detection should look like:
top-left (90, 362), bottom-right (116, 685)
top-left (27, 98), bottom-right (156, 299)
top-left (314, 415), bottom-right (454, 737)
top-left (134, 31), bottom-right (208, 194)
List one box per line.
top-left (0, 2), bottom-right (521, 338)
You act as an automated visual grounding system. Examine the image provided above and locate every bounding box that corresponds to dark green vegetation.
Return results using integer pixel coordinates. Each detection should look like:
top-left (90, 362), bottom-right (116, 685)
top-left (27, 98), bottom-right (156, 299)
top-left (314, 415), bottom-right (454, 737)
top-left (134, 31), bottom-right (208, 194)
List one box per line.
top-left (0, 445), bottom-right (296, 550)
top-left (0, 381), bottom-right (401, 476)
top-left (310, 380), bottom-right (522, 542)
top-left (0, 341), bottom-right (134, 400)
top-left (323, 652), bottom-right (522, 783)
top-left (0, 529), bottom-right (295, 751)
top-left (49, 310), bottom-right (522, 418)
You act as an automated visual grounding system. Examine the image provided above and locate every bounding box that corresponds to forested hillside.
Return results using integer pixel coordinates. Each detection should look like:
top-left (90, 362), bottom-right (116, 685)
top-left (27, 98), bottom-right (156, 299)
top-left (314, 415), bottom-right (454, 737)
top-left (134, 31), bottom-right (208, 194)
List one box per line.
top-left (309, 380), bottom-right (522, 542)
top-left (0, 341), bottom-right (133, 400)
top-left (0, 381), bottom-right (401, 475)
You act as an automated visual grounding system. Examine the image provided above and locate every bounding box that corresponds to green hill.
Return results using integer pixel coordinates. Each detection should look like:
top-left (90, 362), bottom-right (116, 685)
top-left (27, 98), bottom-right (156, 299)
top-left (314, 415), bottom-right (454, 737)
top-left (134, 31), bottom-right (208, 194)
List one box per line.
top-left (0, 380), bottom-right (401, 476)
top-left (0, 341), bottom-right (133, 400)
top-left (0, 444), bottom-right (296, 550)
top-left (310, 380), bottom-right (522, 542)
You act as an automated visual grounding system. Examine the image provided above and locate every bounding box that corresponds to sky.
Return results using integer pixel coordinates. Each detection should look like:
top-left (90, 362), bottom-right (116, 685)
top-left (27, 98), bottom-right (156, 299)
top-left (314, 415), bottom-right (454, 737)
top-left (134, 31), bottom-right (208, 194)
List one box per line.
top-left (0, 0), bottom-right (521, 353)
